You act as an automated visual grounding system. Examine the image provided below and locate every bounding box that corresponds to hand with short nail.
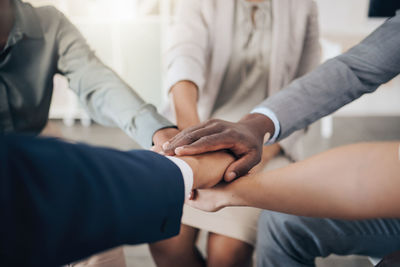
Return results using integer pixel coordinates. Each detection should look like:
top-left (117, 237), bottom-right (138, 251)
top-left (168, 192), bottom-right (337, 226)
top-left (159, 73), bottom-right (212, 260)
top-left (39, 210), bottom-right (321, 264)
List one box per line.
top-left (162, 113), bottom-right (275, 181)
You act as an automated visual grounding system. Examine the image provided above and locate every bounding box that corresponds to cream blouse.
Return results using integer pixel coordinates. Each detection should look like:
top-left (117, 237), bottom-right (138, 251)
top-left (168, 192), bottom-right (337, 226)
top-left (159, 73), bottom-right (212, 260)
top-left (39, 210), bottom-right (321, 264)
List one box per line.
top-left (212, 0), bottom-right (273, 121)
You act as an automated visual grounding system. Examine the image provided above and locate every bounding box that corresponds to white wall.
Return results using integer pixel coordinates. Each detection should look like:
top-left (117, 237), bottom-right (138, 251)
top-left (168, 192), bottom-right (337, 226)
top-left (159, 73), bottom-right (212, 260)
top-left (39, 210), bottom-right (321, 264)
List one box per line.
top-left (26, 0), bottom-right (399, 121)
top-left (316, 0), bottom-right (385, 36)
top-left (26, 0), bottom-right (167, 120)
top-left (316, 0), bottom-right (400, 117)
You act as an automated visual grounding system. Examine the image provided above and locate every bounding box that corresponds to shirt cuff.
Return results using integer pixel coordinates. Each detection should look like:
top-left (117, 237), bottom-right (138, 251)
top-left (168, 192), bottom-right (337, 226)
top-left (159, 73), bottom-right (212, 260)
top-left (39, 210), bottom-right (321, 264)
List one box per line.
top-left (166, 156), bottom-right (194, 199)
top-left (131, 105), bottom-right (176, 149)
top-left (250, 107), bottom-right (281, 144)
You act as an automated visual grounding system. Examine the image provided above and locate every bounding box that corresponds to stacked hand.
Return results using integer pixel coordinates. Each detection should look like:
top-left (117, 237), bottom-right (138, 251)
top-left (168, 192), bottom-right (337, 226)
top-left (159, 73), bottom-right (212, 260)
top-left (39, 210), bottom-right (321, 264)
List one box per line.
top-left (179, 152), bottom-right (235, 189)
top-left (152, 113), bottom-right (275, 207)
top-left (162, 113), bottom-right (275, 181)
top-left (153, 127), bottom-right (235, 190)
top-left (152, 127), bottom-right (180, 152)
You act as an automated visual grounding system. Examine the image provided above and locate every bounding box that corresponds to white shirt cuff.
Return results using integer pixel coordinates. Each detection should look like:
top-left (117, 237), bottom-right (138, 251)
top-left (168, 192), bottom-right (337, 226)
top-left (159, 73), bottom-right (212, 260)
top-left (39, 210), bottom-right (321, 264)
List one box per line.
top-left (166, 156), bottom-right (194, 199)
top-left (250, 107), bottom-right (281, 144)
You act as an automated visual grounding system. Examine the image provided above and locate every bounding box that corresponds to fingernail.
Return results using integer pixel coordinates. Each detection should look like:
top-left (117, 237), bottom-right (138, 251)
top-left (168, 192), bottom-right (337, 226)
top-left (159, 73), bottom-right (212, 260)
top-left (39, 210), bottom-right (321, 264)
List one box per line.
top-left (227, 172), bottom-right (236, 180)
top-left (162, 142), bottom-right (170, 150)
top-left (159, 151), bottom-right (165, 155)
top-left (175, 147), bottom-right (184, 155)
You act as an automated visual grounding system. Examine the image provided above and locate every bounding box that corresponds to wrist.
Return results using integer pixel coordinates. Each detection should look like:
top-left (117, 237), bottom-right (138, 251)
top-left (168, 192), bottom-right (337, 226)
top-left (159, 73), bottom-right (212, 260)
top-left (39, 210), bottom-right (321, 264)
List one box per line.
top-left (171, 81), bottom-right (201, 130)
top-left (221, 183), bottom-right (246, 208)
top-left (166, 156), bottom-right (194, 199)
top-left (239, 113), bottom-right (275, 143)
top-left (263, 143), bottom-right (282, 160)
top-left (177, 156), bottom-right (200, 189)
top-left (177, 118), bottom-right (200, 130)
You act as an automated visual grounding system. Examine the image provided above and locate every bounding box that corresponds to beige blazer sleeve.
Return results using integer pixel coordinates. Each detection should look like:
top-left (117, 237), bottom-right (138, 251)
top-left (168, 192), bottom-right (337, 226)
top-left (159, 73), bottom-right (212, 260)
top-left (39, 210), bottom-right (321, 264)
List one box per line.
top-left (164, 0), bottom-right (210, 95)
top-left (279, 0), bottom-right (321, 161)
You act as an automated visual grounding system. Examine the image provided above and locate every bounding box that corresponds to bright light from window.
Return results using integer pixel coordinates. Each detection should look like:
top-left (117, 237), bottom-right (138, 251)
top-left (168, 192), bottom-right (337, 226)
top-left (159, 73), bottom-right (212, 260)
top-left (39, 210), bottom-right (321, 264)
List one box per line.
top-left (85, 0), bottom-right (137, 21)
top-left (26, 0), bottom-right (139, 21)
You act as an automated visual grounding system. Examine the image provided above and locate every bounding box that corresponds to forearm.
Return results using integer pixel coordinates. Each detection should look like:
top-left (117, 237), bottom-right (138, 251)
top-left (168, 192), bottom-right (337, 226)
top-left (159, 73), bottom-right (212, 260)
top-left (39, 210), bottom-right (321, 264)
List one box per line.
top-left (170, 80), bottom-right (200, 129)
top-left (250, 144), bottom-right (282, 173)
top-left (224, 142), bottom-right (400, 219)
top-left (263, 143), bottom-right (281, 159)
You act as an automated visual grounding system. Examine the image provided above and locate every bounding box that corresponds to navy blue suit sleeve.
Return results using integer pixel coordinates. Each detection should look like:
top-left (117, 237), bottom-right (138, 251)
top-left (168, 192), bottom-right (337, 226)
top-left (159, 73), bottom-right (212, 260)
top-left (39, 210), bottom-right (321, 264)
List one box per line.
top-left (0, 134), bottom-right (184, 267)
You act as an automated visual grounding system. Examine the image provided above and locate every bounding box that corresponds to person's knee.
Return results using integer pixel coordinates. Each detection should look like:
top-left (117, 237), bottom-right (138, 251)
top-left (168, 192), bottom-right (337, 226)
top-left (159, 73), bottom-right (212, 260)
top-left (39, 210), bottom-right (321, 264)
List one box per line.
top-left (257, 210), bottom-right (327, 262)
top-left (207, 234), bottom-right (253, 267)
top-left (149, 225), bottom-right (200, 266)
top-left (150, 238), bottom-right (190, 260)
top-left (257, 211), bottom-right (296, 250)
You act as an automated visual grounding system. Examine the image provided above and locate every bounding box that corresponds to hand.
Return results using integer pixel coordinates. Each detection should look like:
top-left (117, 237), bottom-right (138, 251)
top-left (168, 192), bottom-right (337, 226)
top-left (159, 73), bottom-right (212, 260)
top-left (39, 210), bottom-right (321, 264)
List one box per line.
top-left (152, 127), bottom-right (179, 153)
top-left (179, 151), bottom-right (235, 189)
top-left (186, 183), bottom-right (232, 212)
top-left (163, 113), bottom-right (275, 181)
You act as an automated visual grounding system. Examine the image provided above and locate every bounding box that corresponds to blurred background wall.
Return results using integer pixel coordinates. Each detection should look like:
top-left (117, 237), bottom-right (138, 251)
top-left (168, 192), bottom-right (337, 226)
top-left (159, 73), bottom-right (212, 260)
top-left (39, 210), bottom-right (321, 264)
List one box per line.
top-left (26, 0), bottom-right (399, 132)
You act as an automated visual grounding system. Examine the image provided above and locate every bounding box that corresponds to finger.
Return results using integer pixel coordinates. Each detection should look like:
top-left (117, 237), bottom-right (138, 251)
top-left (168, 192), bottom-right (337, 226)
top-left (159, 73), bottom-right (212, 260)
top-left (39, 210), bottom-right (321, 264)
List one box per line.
top-left (174, 134), bottom-right (234, 156)
top-left (166, 127), bottom-right (225, 155)
top-left (167, 122), bottom-right (208, 145)
top-left (189, 189), bottom-right (196, 200)
top-left (163, 119), bottom-right (224, 153)
top-left (224, 153), bottom-right (261, 181)
top-left (185, 199), bottom-right (197, 209)
top-left (162, 124), bottom-right (207, 155)
top-left (151, 144), bottom-right (165, 154)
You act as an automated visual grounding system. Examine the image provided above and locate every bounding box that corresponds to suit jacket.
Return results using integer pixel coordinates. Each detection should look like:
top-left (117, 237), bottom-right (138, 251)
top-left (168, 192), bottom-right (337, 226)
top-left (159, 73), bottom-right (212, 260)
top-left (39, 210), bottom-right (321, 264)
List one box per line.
top-left (162, 0), bottom-right (321, 158)
top-left (0, 134), bottom-right (184, 267)
top-left (258, 10), bottom-right (400, 140)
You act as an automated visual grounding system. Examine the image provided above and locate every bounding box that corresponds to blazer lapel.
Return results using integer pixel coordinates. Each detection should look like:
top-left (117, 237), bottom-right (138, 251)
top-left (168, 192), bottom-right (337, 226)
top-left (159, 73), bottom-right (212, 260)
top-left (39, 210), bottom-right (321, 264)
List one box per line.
top-left (269, 0), bottom-right (290, 96)
top-left (203, 0), bottom-right (235, 118)
top-left (211, 0), bottom-right (234, 86)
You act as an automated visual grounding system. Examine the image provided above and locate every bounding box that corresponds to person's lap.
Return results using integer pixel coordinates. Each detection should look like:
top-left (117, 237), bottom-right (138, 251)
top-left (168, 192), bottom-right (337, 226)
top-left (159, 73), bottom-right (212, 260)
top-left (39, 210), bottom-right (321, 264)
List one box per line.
top-left (257, 211), bottom-right (400, 267)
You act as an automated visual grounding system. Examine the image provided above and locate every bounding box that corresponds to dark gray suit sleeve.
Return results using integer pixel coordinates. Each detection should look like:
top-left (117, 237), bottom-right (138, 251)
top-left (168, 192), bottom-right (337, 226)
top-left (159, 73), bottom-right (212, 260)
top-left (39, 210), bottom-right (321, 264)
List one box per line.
top-left (259, 12), bottom-right (400, 140)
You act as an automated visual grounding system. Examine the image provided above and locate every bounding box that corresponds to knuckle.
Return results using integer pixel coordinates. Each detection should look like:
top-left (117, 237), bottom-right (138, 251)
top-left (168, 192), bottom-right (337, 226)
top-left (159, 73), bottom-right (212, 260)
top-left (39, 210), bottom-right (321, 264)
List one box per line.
top-left (183, 133), bottom-right (197, 143)
top-left (208, 119), bottom-right (224, 129)
top-left (224, 128), bottom-right (234, 135)
top-left (180, 127), bottom-right (192, 135)
top-left (252, 154), bottom-right (262, 165)
top-left (208, 118), bottom-right (220, 124)
top-left (199, 135), bottom-right (212, 143)
top-left (225, 128), bottom-right (240, 139)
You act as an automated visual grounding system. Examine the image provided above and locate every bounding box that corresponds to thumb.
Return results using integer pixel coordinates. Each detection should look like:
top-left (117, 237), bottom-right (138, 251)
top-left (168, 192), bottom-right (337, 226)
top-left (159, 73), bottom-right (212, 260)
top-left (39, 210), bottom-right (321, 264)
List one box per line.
top-left (223, 153), bottom-right (261, 182)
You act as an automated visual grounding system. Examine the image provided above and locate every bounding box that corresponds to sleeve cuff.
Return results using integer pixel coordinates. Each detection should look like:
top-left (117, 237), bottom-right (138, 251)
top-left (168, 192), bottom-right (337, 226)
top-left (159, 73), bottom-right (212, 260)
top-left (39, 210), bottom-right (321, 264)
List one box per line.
top-left (130, 105), bottom-right (176, 149)
top-left (250, 107), bottom-right (281, 144)
top-left (166, 157), bottom-right (194, 199)
top-left (165, 57), bottom-right (205, 95)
